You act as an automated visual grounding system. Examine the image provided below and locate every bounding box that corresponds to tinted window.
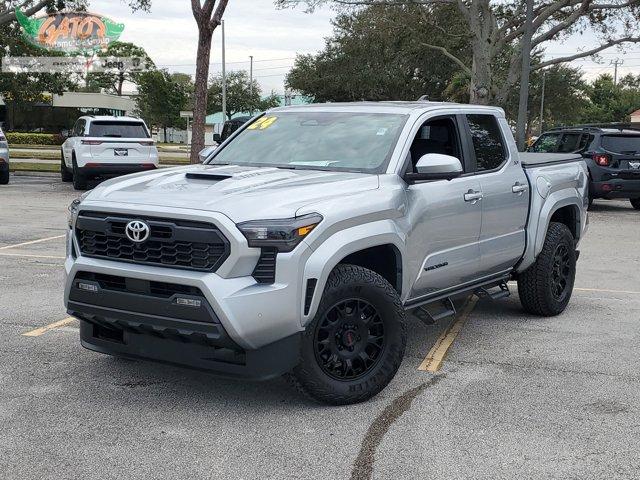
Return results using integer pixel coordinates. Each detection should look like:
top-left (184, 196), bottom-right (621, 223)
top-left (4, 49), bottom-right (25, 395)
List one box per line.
top-left (601, 135), bottom-right (640, 154)
top-left (530, 133), bottom-right (560, 153)
top-left (211, 112), bottom-right (408, 173)
top-left (89, 121), bottom-right (149, 138)
top-left (558, 133), bottom-right (582, 153)
top-left (466, 114), bottom-right (506, 171)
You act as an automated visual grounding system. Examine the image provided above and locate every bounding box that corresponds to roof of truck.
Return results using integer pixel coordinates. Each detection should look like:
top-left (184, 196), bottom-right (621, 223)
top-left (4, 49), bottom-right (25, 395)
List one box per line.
top-left (270, 101), bottom-right (505, 116)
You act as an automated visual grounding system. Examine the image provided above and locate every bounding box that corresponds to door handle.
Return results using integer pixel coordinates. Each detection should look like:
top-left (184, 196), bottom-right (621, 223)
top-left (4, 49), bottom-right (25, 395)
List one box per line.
top-left (464, 190), bottom-right (483, 203)
top-left (512, 183), bottom-right (528, 194)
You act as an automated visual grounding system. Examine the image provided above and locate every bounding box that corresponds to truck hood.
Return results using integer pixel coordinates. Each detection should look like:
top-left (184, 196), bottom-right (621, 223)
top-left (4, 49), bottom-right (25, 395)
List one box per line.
top-left (84, 164), bottom-right (379, 222)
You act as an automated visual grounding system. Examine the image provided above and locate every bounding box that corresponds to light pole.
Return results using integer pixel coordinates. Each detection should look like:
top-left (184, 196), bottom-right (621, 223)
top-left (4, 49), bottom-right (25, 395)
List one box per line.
top-left (221, 19), bottom-right (227, 122)
top-left (249, 55), bottom-right (254, 116)
top-left (516, 0), bottom-right (534, 151)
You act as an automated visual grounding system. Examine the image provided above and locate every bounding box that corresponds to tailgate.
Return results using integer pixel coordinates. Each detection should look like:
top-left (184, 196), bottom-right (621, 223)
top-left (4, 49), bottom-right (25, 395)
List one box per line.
top-left (88, 139), bottom-right (152, 163)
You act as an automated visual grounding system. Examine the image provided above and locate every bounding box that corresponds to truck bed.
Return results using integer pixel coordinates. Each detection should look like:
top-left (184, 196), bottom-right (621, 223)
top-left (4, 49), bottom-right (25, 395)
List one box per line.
top-left (519, 152), bottom-right (582, 167)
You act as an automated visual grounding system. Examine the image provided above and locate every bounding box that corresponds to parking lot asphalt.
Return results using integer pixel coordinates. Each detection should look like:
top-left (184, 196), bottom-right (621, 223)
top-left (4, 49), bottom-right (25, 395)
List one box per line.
top-left (1, 175), bottom-right (639, 479)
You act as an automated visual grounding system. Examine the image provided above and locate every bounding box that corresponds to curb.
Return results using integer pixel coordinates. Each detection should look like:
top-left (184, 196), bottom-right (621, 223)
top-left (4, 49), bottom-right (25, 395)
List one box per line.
top-left (12, 171), bottom-right (59, 178)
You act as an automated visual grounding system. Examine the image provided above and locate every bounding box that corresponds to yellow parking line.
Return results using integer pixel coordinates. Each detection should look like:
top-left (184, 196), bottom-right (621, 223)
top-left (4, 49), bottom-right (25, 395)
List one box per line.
top-left (418, 298), bottom-right (478, 373)
top-left (0, 253), bottom-right (65, 260)
top-left (22, 317), bottom-right (77, 337)
top-left (0, 234), bottom-right (65, 251)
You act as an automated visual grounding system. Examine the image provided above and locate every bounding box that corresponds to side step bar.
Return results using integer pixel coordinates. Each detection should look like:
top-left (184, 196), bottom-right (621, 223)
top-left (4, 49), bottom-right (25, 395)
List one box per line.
top-left (475, 281), bottom-right (510, 300)
top-left (408, 278), bottom-right (511, 326)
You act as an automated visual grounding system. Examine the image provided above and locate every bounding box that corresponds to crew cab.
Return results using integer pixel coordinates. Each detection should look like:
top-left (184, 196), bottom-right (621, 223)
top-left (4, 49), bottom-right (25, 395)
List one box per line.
top-left (64, 102), bottom-right (588, 405)
top-left (530, 125), bottom-right (640, 210)
top-left (61, 116), bottom-right (159, 190)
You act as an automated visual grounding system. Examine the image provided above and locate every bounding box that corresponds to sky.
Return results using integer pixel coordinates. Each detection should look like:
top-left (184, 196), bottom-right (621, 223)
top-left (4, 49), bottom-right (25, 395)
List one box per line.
top-left (89, 0), bottom-right (640, 95)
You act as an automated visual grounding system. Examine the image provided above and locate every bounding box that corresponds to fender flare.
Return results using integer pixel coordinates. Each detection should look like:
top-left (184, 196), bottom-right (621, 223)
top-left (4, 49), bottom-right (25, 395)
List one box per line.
top-left (300, 219), bottom-right (406, 325)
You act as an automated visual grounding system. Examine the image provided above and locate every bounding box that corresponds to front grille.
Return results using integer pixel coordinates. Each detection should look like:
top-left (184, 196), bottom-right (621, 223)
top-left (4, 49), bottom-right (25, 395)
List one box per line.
top-left (76, 212), bottom-right (230, 272)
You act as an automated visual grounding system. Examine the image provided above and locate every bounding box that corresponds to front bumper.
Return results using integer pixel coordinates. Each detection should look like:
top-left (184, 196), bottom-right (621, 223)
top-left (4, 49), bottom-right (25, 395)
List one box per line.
top-left (64, 205), bottom-right (313, 378)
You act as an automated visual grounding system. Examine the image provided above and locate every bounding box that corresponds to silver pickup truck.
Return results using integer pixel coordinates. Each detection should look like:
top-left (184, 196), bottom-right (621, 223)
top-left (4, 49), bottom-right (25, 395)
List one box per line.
top-left (64, 102), bottom-right (589, 405)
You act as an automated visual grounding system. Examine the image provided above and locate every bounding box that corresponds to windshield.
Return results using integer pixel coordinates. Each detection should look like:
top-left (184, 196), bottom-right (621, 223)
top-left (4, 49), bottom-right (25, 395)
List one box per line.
top-left (602, 135), bottom-right (640, 154)
top-left (89, 121), bottom-right (149, 139)
top-left (208, 112), bottom-right (408, 173)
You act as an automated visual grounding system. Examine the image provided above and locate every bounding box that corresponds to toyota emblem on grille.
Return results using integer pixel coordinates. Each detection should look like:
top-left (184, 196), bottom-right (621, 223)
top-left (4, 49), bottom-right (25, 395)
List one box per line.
top-left (125, 220), bottom-right (150, 243)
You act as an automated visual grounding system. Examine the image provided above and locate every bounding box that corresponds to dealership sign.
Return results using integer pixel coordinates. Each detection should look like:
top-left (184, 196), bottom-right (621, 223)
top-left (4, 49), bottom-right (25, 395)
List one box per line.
top-left (16, 8), bottom-right (125, 54)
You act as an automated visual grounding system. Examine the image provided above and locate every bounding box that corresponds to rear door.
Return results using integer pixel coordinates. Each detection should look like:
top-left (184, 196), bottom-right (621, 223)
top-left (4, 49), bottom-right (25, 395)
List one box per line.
top-left (465, 114), bottom-right (530, 275)
top-left (86, 121), bottom-right (153, 164)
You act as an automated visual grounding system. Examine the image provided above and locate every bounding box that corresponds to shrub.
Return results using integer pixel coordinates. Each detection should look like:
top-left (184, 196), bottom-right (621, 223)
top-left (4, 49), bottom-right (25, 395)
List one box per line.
top-left (5, 132), bottom-right (65, 146)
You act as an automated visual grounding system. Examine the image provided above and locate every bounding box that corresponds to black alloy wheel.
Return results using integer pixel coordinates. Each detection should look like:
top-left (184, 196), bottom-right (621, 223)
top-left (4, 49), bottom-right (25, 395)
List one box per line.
top-left (551, 243), bottom-right (571, 301)
top-left (314, 298), bottom-right (385, 381)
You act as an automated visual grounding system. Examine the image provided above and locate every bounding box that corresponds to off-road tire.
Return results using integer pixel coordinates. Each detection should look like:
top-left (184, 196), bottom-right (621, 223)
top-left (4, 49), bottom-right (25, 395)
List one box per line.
top-left (630, 198), bottom-right (640, 210)
top-left (288, 264), bottom-right (406, 405)
top-left (61, 151), bottom-right (72, 182)
top-left (0, 169), bottom-right (9, 185)
top-left (518, 222), bottom-right (576, 316)
top-left (72, 155), bottom-right (87, 191)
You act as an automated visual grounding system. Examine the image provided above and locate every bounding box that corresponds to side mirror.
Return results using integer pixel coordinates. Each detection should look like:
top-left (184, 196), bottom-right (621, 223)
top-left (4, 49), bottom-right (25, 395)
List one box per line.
top-left (406, 154), bottom-right (463, 183)
top-left (61, 130), bottom-right (70, 139)
top-left (213, 133), bottom-right (221, 143)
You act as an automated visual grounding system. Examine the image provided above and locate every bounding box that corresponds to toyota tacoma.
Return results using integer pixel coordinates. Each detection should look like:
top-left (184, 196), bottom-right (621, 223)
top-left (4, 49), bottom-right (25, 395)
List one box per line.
top-left (64, 102), bottom-right (589, 404)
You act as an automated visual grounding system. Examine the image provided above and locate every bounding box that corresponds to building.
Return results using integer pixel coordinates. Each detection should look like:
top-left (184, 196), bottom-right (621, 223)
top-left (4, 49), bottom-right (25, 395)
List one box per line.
top-left (0, 91), bottom-right (136, 131)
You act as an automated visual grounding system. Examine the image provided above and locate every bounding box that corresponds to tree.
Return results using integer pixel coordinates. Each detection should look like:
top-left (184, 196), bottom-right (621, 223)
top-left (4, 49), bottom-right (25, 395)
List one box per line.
top-left (85, 41), bottom-right (154, 96)
top-left (279, 0), bottom-right (640, 109)
top-left (286, 4), bottom-right (470, 102)
top-left (135, 70), bottom-right (190, 140)
top-left (0, 0), bottom-right (151, 27)
top-left (208, 70), bottom-right (280, 119)
top-left (578, 74), bottom-right (640, 124)
top-left (0, 14), bottom-right (77, 130)
top-left (190, 0), bottom-right (229, 164)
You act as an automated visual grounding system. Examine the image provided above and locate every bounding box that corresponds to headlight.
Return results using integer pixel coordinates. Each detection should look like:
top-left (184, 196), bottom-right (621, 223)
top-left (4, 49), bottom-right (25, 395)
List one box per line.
top-left (67, 191), bottom-right (91, 228)
top-left (237, 214), bottom-right (322, 252)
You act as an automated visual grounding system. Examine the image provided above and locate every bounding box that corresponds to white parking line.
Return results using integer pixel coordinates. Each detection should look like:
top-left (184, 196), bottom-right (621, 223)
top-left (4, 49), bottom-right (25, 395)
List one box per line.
top-left (0, 234), bottom-right (65, 251)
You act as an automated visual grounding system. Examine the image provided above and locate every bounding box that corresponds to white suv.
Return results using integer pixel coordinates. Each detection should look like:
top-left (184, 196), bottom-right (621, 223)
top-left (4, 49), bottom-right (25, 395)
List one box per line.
top-left (61, 116), bottom-right (159, 190)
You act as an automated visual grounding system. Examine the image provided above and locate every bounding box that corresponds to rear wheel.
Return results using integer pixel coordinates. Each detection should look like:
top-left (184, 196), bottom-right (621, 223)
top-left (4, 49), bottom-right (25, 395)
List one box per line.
top-left (630, 198), bottom-right (640, 210)
top-left (0, 168), bottom-right (9, 185)
top-left (518, 222), bottom-right (576, 316)
top-left (61, 151), bottom-right (72, 182)
top-left (288, 265), bottom-right (406, 405)
top-left (72, 155), bottom-right (88, 191)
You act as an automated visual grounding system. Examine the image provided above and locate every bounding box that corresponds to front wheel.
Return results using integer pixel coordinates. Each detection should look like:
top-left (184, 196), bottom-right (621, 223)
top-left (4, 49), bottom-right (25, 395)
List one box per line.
top-left (630, 198), bottom-right (640, 210)
top-left (518, 222), bottom-right (577, 316)
top-left (288, 265), bottom-right (406, 405)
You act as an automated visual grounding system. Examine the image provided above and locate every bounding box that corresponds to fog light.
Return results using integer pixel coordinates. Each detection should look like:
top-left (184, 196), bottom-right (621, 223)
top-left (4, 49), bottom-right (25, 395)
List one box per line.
top-left (602, 183), bottom-right (613, 192)
top-left (78, 282), bottom-right (98, 293)
top-left (175, 297), bottom-right (202, 308)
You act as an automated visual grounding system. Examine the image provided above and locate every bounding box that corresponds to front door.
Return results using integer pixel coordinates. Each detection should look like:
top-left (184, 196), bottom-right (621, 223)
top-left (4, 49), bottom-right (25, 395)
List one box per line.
top-left (404, 115), bottom-right (483, 300)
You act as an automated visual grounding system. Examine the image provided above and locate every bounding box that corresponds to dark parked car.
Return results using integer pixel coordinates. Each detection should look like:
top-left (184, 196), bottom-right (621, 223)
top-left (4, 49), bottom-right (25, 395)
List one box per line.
top-left (213, 116), bottom-right (252, 144)
top-left (0, 127), bottom-right (9, 185)
top-left (529, 125), bottom-right (640, 210)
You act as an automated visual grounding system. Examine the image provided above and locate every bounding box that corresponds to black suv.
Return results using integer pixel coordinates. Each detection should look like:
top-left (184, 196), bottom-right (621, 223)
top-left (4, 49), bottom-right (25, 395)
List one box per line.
top-left (530, 125), bottom-right (640, 210)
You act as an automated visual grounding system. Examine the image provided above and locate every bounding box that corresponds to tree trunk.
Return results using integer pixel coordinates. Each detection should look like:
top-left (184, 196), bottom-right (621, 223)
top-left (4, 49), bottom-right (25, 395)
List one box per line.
top-left (117, 73), bottom-right (125, 96)
top-left (469, 44), bottom-right (492, 105)
top-left (190, 27), bottom-right (213, 164)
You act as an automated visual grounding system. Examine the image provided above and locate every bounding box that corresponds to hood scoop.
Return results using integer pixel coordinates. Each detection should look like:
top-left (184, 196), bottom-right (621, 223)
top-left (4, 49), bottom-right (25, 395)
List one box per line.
top-left (185, 171), bottom-right (234, 181)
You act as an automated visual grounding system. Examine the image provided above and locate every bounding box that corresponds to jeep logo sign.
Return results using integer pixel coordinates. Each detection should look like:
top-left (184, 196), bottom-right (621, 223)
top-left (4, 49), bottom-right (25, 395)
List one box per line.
top-left (15, 8), bottom-right (125, 54)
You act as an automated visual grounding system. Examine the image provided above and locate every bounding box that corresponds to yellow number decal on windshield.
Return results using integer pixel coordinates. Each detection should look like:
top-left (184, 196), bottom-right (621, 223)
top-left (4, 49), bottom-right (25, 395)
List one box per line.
top-left (247, 116), bottom-right (278, 130)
